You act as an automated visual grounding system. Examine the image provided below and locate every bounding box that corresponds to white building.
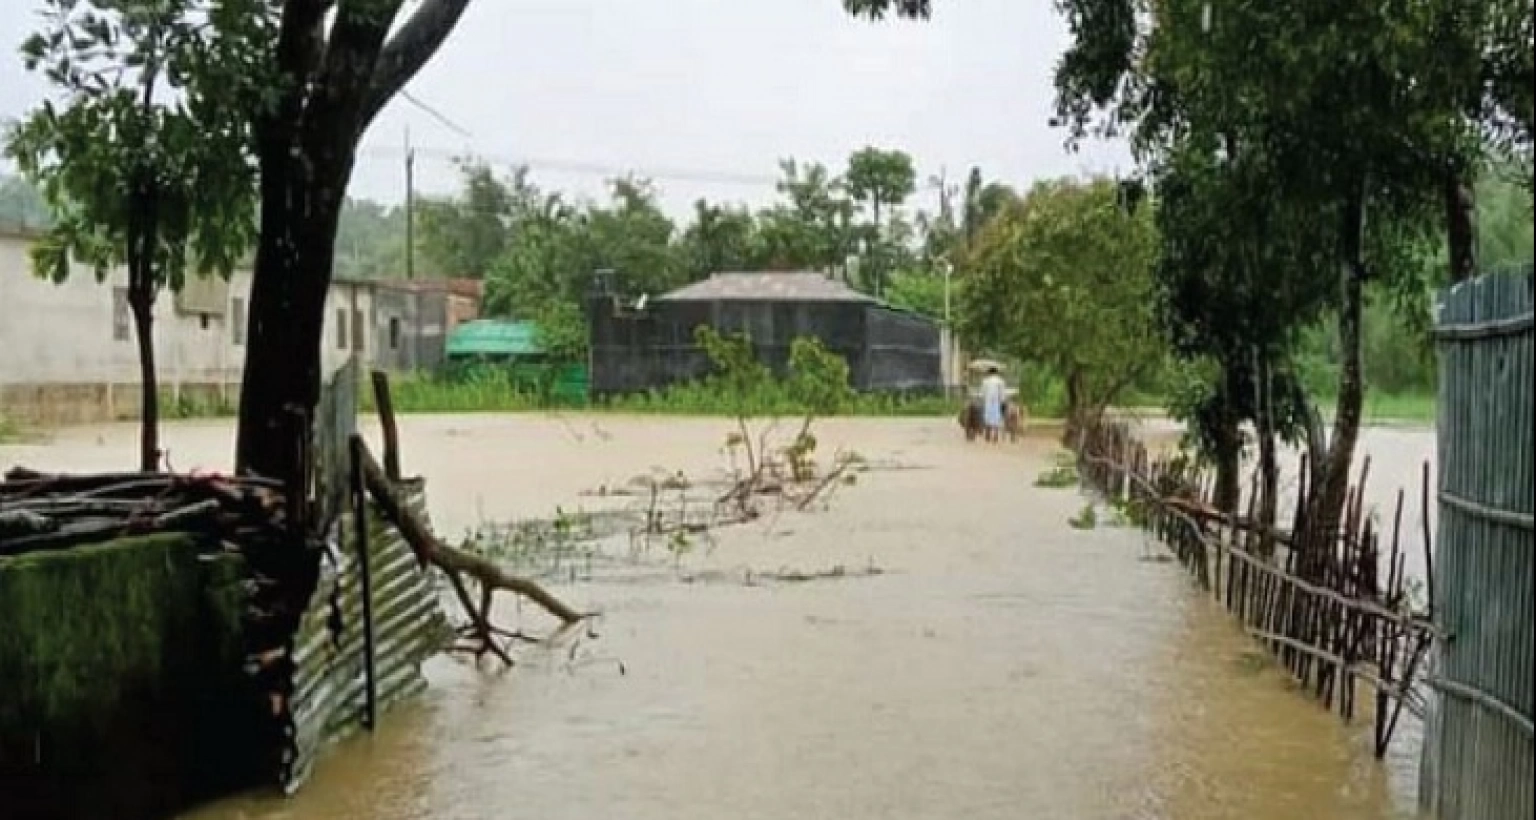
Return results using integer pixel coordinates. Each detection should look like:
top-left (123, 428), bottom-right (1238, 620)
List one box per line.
top-left (0, 228), bottom-right (479, 426)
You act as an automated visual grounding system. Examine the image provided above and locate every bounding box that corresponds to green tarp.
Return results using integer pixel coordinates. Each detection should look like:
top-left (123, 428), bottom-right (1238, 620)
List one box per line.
top-left (446, 320), bottom-right (543, 358)
top-left (444, 320), bottom-right (588, 402)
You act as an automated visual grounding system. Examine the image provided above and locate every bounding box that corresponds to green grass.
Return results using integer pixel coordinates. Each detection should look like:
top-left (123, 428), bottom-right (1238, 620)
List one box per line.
top-left (159, 389), bottom-right (238, 420)
top-left (364, 370), bottom-right (960, 418)
top-left (1360, 391), bottom-right (1436, 424)
top-left (1300, 391), bottom-right (1437, 425)
top-left (53, 374), bottom-right (1432, 426)
top-left (0, 414), bottom-right (20, 443)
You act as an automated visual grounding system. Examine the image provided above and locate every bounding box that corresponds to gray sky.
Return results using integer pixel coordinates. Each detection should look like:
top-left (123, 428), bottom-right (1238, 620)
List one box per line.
top-left (0, 0), bottom-right (1129, 218)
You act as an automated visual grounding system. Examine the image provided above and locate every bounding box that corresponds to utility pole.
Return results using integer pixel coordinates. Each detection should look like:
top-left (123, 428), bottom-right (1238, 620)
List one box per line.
top-left (404, 126), bottom-right (416, 280)
top-left (940, 256), bottom-right (953, 327)
top-left (936, 166), bottom-right (953, 227)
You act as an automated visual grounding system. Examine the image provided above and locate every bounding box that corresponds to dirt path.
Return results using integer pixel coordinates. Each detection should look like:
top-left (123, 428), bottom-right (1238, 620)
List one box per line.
top-left (5, 415), bottom-right (1424, 819)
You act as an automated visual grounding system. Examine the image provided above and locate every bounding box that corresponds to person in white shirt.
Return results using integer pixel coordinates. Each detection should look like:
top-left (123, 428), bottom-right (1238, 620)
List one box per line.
top-left (979, 366), bottom-right (1007, 443)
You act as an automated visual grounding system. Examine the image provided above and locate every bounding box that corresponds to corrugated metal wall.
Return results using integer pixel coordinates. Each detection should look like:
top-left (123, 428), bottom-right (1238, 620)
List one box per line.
top-left (863, 306), bottom-right (943, 392)
top-left (1420, 266), bottom-right (1534, 820)
top-left (587, 298), bottom-right (942, 397)
top-left (282, 481), bottom-right (451, 793)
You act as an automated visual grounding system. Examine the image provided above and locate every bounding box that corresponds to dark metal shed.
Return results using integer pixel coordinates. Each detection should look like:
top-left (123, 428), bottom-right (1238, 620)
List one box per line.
top-left (587, 271), bottom-right (941, 398)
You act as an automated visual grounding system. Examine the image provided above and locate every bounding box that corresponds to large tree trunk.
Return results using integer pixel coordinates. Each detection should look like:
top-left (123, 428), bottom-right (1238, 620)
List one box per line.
top-left (235, 151), bottom-right (351, 487)
top-left (1211, 430), bottom-right (1242, 515)
top-left (1303, 189), bottom-right (1369, 574)
top-left (1064, 369), bottom-right (1086, 447)
top-left (1252, 349), bottom-right (1279, 555)
top-left (1444, 166), bottom-right (1477, 284)
top-left (127, 279), bottom-right (159, 473)
top-left (1206, 359), bottom-right (1245, 514)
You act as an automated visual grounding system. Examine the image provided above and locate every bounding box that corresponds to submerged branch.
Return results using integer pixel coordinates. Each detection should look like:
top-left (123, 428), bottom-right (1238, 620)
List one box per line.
top-left (353, 436), bottom-right (589, 666)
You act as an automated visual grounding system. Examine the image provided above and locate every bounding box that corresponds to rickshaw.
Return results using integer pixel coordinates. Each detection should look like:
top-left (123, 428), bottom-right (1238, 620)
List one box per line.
top-left (958, 359), bottom-right (1023, 442)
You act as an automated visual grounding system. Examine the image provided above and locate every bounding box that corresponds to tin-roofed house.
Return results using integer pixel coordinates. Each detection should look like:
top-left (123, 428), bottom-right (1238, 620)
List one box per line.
top-left (586, 270), bottom-right (941, 398)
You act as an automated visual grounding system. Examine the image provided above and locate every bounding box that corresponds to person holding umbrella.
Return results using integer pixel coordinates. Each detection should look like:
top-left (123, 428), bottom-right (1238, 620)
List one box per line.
top-left (979, 363), bottom-right (1008, 443)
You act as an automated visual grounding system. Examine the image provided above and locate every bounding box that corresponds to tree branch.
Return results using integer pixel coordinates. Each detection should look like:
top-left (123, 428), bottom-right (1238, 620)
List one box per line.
top-left (354, 435), bottom-right (588, 626)
top-left (358, 0), bottom-right (472, 130)
top-left (301, 0), bottom-right (404, 157)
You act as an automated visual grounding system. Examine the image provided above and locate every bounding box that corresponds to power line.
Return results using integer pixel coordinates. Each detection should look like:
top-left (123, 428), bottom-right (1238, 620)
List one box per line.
top-left (398, 89), bottom-right (473, 140)
top-left (377, 87), bottom-right (807, 189)
top-left (356, 144), bottom-right (782, 188)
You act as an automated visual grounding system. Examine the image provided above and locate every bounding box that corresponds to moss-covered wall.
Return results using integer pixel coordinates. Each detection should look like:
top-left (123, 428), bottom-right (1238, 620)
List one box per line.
top-left (0, 534), bottom-right (264, 820)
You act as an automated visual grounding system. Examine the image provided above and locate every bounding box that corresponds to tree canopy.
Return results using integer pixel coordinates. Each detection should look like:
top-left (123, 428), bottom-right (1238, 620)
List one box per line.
top-left (4, 0), bottom-right (259, 471)
top-left (959, 177), bottom-right (1163, 434)
top-left (5, 0), bottom-right (256, 289)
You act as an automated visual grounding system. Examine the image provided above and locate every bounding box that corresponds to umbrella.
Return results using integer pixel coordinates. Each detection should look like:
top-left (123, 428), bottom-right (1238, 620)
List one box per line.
top-left (967, 358), bottom-right (1005, 373)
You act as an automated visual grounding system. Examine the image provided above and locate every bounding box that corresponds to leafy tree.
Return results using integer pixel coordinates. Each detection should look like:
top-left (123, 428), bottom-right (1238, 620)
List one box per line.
top-left (960, 177), bottom-right (1163, 441)
top-left (845, 147), bottom-right (916, 229)
top-left (481, 179), bottom-right (584, 353)
top-left (842, 0), bottom-right (931, 18)
top-left (481, 176), bottom-right (685, 359)
top-left (845, 146), bottom-right (917, 296)
top-left (784, 336), bottom-right (855, 480)
top-left (333, 197), bottom-right (411, 279)
top-left (584, 177), bottom-right (684, 297)
top-left (786, 337), bottom-right (855, 418)
top-left (1040, 0), bottom-right (1469, 551)
top-left (5, 0), bottom-right (257, 471)
top-left (1151, 142), bottom-right (1335, 514)
top-left (756, 159), bottom-right (856, 273)
top-left (960, 167), bottom-right (1017, 244)
top-left (1476, 168), bottom-right (1536, 267)
top-left (695, 326), bottom-right (774, 475)
top-left (415, 159), bottom-right (516, 278)
top-left (883, 268), bottom-right (946, 319)
top-left (679, 199), bottom-right (762, 278)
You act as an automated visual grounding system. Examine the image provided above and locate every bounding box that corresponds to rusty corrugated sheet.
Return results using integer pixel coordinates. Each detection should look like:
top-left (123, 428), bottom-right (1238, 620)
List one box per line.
top-left (283, 482), bottom-right (451, 793)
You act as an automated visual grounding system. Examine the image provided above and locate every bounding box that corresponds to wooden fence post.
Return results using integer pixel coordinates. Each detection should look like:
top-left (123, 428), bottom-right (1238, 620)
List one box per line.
top-left (349, 434), bottom-right (377, 731)
top-left (371, 371), bottom-right (402, 482)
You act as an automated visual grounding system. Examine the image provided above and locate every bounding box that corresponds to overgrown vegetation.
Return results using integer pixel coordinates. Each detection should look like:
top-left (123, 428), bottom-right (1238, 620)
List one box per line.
top-left (1067, 503), bottom-right (1098, 530)
top-left (847, 0), bottom-right (1531, 564)
top-left (451, 334), bottom-right (878, 585)
top-left (0, 415), bottom-right (20, 444)
top-left (961, 177), bottom-right (1164, 441)
top-left (5, 1), bottom-right (257, 471)
top-left (692, 328), bottom-right (866, 518)
top-left (1034, 451), bottom-right (1080, 489)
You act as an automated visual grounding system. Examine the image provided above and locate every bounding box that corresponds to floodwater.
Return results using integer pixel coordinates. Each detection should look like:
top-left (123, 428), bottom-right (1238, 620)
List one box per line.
top-left (1, 414), bottom-right (1436, 820)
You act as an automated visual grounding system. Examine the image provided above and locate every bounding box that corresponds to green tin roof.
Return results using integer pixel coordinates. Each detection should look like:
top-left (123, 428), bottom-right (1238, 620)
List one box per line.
top-left (446, 319), bottom-right (545, 357)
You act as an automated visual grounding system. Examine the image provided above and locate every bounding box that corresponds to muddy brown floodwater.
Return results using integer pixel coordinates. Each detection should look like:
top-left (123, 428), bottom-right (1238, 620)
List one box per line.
top-left (2, 414), bottom-right (1434, 820)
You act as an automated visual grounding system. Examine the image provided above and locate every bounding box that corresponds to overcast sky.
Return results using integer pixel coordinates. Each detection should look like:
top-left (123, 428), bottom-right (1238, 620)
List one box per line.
top-left (0, 0), bottom-right (1129, 218)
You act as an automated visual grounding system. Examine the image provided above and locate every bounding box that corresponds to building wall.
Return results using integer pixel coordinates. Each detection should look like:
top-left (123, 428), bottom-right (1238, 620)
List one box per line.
top-left (321, 279), bottom-right (375, 378)
top-left (0, 232), bottom-right (465, 426)
top-left (863, 306), bottom-right (943, 393)
top-left (0, 232), bottom-right (252, 423)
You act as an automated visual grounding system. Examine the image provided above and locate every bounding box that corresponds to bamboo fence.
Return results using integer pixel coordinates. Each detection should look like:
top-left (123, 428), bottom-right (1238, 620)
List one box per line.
top-left (1075, 420), bottom-right (1436, 756)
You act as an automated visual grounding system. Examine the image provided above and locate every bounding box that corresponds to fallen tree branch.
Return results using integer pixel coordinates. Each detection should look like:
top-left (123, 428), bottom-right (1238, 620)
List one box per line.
top-left (795, 452), bottom-right (858, 511)
top-left (352, 436), bottom-right (589, 666)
